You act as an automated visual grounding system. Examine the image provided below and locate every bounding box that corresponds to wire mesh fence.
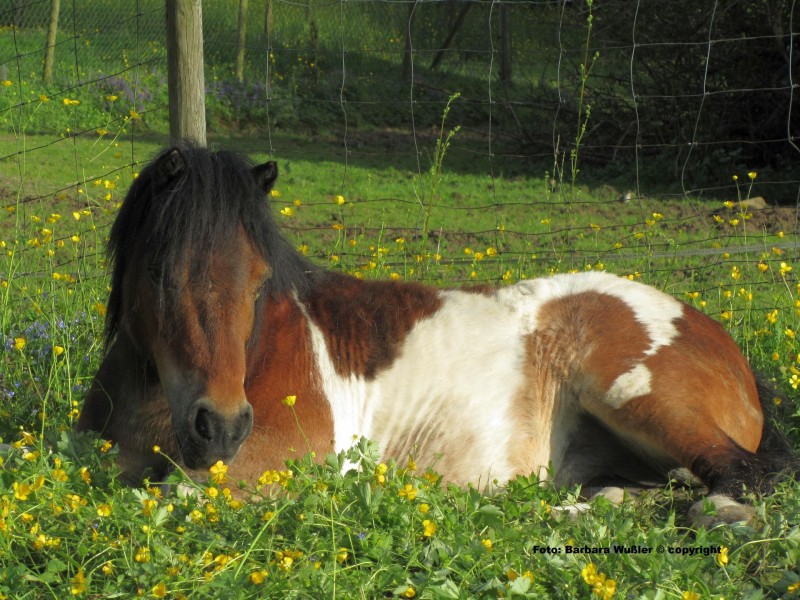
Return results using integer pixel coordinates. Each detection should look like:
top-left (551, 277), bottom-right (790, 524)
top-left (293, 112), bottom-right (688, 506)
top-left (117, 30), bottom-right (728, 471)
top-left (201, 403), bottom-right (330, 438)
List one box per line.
top-left (1, 0), bottom-right (799, 338)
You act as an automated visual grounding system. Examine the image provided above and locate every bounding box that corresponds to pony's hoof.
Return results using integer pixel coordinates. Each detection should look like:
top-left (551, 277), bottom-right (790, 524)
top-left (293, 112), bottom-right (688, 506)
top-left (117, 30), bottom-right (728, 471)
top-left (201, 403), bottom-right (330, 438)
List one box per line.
top-left (551, 501), bottom-right (593, 520)
top-left (551, 487), bottom-right (627, 520)
top-left (688, 494), bottom-right (756, 528)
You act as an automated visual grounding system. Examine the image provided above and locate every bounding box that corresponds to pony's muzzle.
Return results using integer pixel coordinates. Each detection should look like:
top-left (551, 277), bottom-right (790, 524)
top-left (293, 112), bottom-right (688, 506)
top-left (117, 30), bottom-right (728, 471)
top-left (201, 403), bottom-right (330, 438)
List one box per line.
top-left (185, 398), bottom-right (253, 468)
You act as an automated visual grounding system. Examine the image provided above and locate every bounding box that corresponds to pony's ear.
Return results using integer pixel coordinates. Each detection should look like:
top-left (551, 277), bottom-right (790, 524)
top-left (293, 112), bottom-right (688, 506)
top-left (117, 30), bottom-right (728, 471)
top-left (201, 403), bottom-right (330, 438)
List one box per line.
top-left (253, 161), bottom-right (278, 194)
top-left (153, 147), bottom-right (186, 189)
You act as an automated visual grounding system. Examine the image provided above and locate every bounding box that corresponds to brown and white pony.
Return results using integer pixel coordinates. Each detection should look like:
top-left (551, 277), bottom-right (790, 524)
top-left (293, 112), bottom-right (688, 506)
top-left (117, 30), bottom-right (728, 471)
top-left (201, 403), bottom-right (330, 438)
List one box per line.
top-left (78, 144), bottom-right (796, 526)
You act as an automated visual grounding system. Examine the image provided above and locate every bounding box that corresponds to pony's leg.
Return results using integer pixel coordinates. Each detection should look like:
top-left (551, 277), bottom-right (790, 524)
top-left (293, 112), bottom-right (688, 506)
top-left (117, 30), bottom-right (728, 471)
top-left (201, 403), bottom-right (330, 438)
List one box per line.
top-left (547, 414), bottom-right (668, 518)
top-left (581, 392), bottom-right (767, 526)
top-left (78, 331), bottom-right (174, 485)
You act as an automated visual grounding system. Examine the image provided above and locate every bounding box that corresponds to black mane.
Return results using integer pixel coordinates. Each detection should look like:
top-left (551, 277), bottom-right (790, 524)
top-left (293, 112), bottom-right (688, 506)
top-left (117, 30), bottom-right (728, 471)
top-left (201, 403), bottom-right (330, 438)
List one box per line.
top-left (105, 143), bottom-right (314, 346)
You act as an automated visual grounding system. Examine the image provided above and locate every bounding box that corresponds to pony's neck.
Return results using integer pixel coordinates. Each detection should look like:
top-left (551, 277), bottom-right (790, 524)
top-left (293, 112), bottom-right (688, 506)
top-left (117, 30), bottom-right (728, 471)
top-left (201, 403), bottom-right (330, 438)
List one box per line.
top-left (244, 291), bottom-right (336, 460)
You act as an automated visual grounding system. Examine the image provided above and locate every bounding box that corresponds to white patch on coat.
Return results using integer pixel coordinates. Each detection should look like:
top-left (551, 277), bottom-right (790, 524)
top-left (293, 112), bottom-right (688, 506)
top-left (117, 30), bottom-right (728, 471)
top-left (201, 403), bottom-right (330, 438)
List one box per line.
top-left (299, 311), bottom-right (374, 454)
top-left (605, 363), bottom-right (652, 408)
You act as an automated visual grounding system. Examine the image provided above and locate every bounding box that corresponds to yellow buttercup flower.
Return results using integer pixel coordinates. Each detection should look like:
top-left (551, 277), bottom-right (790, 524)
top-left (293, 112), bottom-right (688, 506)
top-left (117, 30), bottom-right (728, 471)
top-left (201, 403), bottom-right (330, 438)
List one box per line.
top-left (78, 467), bottom-right (92, 483)
top-left (141, 498), bottom-right (158, 517)
top-left (13, 482), bottom-right (32, 501)
top-left (582, 563), bottom-right (616, 599)
top-left (209, 461), bottom-right (228, 484)
top-left (717, 546), bottom-right (729, 567)
top-left (398, 484), bottom-right (418, 501)
top-left (282, 394), bottom-right (296, 406)
top-left (134, 547), bottom-right (150, 563)
top-left (249, 570), bottom-right (268, 584)
top-left (374, 463), bottom-right (388, 485)
top-left (582, 563), bottom-right (599, 584)
top-left (422, 519), bottom-right (437, 537)
top-left (70, 569), bottom-right (87, 595)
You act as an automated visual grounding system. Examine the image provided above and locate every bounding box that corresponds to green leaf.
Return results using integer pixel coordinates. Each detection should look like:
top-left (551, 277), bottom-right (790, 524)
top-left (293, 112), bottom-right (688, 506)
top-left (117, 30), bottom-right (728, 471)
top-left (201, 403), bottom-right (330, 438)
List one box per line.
top-left (45, 558), bottom-right (68, 573)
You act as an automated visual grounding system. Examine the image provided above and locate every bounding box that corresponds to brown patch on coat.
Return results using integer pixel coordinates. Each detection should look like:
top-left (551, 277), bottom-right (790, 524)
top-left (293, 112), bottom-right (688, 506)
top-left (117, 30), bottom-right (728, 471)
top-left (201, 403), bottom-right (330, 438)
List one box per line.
top-left (458, 284), bottom-right (495, 296)
top-left (509, 291), bottom-right (652, 476)
top-left (304, 272), bottom-right (443, 378)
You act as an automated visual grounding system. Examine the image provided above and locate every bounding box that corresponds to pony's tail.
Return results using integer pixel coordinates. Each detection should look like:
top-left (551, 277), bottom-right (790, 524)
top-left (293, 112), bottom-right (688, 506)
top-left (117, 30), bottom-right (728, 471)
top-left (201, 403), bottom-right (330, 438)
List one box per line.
top-left (753, 377), bottom-right (800, 493)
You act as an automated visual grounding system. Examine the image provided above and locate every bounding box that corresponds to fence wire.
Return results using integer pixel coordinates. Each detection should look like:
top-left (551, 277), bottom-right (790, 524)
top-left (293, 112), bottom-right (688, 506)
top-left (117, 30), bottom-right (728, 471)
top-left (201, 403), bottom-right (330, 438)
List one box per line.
top-left (1, 0), bottom-right (799, 330)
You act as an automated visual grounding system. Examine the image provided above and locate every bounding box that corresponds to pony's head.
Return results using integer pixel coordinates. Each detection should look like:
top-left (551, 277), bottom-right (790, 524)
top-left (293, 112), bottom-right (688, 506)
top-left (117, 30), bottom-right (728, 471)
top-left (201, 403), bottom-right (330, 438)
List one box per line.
top-left (106, 144), bottom-right (307, 469)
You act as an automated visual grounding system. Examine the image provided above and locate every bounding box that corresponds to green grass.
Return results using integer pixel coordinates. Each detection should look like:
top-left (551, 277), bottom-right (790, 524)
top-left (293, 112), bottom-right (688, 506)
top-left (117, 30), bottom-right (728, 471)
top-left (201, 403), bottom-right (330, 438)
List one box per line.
top-left (1, 131), bottom-right (800, 598)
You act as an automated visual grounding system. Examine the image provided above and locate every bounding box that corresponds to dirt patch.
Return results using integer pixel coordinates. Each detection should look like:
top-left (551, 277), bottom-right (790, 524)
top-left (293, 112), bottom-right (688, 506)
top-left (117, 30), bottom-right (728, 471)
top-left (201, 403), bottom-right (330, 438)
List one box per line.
top-left (710, 205), bottom-right (799, 235)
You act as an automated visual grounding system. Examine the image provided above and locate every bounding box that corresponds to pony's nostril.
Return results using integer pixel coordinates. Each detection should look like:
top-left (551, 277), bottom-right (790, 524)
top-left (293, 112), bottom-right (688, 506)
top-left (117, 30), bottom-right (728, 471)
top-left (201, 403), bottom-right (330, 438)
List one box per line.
top-left (230, 404), bottom-right (254, 445)
top-left (190, 402), bottom-right (252, 452)
top-left (193, 407), bottom-right (218, 442)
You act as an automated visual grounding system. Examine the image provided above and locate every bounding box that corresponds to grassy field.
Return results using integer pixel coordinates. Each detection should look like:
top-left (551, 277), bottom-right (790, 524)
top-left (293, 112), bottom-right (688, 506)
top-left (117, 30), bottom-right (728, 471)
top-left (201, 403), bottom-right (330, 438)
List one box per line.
top-left (1, 128), bottom-right (800, 598)
top-left (2, 7), bottom-right (800, 595)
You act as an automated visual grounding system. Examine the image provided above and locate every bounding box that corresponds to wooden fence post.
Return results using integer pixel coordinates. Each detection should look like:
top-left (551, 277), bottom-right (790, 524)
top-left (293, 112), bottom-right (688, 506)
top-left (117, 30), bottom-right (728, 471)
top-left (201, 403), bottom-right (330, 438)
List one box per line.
top-left (42, 0), bottom-right (61, 84)
top-left (165, 0), bottom-right (207, 146)
top-left (235, 0), bottom-right (249, 83)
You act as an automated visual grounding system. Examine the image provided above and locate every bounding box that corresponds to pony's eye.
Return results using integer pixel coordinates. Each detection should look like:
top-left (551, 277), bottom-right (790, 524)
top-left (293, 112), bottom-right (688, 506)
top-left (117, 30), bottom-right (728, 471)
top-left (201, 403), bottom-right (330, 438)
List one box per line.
top-left (147, 264), bottom-right (163, 284)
